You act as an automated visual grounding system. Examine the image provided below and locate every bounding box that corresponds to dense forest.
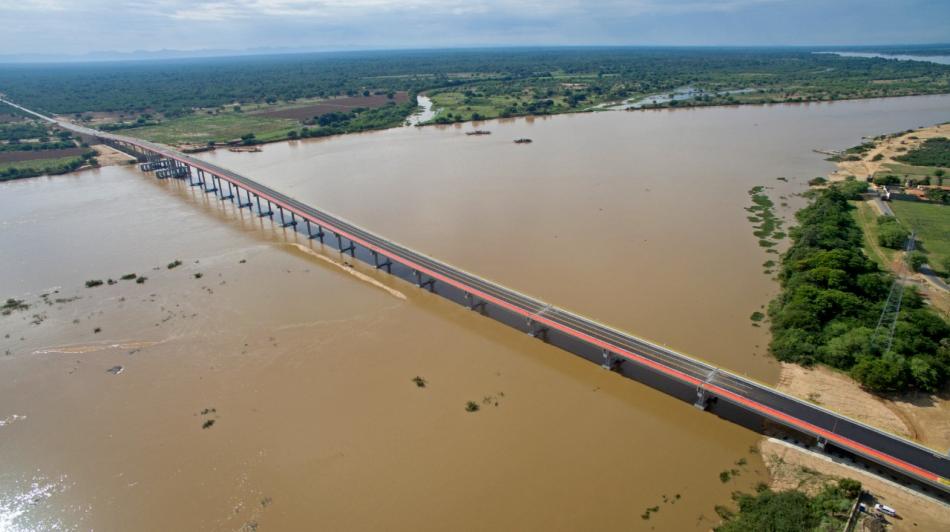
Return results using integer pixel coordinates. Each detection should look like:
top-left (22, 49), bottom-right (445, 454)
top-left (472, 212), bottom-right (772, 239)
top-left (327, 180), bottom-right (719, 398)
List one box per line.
top-left (768, 183), bottom-right (950, 393)
top-left (1, 47), bottom-right (949, 117)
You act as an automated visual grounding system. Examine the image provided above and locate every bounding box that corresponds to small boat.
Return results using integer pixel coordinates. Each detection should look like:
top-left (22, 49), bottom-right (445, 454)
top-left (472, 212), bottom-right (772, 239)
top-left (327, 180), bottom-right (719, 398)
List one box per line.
top-left (513, 138), bottom-right (533, 144)
top-left (466, 130), bottom-right (491, 136)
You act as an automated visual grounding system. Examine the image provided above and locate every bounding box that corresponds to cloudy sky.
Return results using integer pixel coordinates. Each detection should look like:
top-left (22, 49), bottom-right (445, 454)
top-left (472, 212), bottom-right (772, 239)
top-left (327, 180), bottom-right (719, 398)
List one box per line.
top-left (2, 0), bottom-right (949, 58)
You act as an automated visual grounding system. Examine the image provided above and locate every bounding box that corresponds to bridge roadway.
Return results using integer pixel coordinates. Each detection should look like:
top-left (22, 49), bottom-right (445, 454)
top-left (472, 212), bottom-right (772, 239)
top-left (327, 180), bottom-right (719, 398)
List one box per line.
top-left (5, 98), bottom-right (949, 499)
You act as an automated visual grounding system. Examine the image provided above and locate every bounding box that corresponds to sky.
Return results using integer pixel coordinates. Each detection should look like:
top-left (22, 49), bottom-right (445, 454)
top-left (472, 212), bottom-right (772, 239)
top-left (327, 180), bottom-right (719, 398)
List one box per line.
top-left (2, 0), bottom-right (950, 59)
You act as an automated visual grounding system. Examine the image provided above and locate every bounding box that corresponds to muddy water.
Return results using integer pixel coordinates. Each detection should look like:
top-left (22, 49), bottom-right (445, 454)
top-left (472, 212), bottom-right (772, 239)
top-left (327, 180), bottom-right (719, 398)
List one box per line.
top-left (202, 94), bottom-right (950, 382)
top-left (1, 95), bottom-right (949, 531)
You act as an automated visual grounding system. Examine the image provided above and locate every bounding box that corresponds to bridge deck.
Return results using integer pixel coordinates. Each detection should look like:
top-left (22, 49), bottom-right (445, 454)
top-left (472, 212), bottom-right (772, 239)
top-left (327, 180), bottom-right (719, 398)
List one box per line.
top-left (5, 98), bottom-right (948, 498)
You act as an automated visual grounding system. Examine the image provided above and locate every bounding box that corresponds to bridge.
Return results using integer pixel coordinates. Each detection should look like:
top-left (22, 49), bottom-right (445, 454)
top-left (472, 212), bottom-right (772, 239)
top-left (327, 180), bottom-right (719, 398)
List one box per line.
top-left (5, 98), bottom-right (950, 501)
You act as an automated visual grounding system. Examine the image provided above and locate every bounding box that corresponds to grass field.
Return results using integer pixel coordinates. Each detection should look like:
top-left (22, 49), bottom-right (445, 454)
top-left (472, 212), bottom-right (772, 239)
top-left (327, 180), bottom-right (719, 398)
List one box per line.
top-left (0, 155), bottom-right (84, 173)
top-left (851, 200), bottom-right (896, 269)
top-left (123, 112), bottom-right (299, 145)
top-left (891, 199), bottom-right (950, 273)
top-left (878, 162), bottom-right (946, 185)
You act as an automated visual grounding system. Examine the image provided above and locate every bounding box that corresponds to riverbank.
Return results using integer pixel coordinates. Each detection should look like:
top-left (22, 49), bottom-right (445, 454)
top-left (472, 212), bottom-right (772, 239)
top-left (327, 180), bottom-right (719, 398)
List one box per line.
top-left (754, 122), bottom-right (950, 527)
top-left (829, 122), bottom-right (950, 182)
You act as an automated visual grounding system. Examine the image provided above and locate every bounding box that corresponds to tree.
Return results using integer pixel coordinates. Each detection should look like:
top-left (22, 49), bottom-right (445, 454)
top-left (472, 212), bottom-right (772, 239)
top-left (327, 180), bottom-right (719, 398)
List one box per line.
top-left (851, 354), bottom-right (908, 393)
top-left (925, 188), bottom-right (950, 204)
top-left (877, 219), bottom-right (910, 249)
top-left (820, 327), bottom-right (873, 369)
top-left (906, 250), bottom-right (927, 272)
top-left (873, 174), bottom-right (901, 186)
top-left (909, 356), bottom-right (942, 392)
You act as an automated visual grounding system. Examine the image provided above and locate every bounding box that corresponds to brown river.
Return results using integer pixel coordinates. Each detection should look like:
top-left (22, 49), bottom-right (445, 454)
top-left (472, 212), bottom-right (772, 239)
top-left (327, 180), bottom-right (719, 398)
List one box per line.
top-left (2, 95), bottom-right (949, 531)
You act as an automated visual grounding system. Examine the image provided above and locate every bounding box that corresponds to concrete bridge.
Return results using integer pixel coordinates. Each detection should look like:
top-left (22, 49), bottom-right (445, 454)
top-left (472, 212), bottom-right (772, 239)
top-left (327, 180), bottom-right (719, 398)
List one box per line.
top-left (5, 98), bottom-right (950, 502)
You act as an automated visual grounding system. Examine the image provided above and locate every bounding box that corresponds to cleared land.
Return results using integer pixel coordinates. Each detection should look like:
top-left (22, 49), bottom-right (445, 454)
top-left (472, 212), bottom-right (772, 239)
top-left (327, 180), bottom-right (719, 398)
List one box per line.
top-left (256, 92), bottom-right (409, 120)
top-left (891, 199), bottom-right (950, 273)
top-left (121, 113), bottom-right (299, 145)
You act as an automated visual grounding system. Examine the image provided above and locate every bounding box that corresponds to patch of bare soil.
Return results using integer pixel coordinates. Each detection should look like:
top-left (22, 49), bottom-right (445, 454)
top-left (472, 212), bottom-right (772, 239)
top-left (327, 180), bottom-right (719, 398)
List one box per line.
top-left (775, 363), bottom-right (914, 440)
top-left (92, 144), bottom-right (136, 166)
top-left (761, 438), bottom-right (950, 532)
top-left (829, 122), bottom-right (950, 182)
top-left (255, 92), bottom-right (410, 120)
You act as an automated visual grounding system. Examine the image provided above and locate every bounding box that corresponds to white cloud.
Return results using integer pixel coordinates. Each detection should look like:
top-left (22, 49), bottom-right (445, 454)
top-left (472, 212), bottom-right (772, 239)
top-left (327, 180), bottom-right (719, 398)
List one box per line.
top-left (0, 0), bottom-right (66, 11)
top-left (0, 0), bottom-right (784, 20)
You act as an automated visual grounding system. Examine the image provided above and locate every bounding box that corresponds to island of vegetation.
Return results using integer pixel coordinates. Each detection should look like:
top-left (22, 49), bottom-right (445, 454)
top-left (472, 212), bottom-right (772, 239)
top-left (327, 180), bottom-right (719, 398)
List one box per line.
top-left (2, 47), bottom-right (950, 149)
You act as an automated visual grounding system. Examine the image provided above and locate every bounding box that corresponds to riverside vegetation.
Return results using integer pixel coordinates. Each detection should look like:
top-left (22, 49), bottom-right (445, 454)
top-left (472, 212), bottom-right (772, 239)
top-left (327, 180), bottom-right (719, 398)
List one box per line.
top-left (0, 109), bottom-right (98, 180)
top-left (714, 479), bottom-right (862, 532)
top-left (767, 182), bottom-right (950, 394)
top-left (3, 48), bottom-right (950, 146)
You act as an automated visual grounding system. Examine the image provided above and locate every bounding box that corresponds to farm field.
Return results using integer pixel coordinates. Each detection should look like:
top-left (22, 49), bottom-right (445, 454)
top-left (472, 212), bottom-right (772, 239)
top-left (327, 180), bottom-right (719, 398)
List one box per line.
top-left (121, 113), bottom-right (300, 145)
top-left (256, 92), bottom-right (410, 120)
top-left (0, 147), bottom-right (86, 164)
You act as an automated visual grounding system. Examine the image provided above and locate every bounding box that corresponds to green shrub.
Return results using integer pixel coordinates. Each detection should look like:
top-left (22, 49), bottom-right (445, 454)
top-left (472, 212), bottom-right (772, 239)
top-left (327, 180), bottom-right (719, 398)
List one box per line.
top-left (877, 219), bottom-right (910, 249)
top-left (906, 250), bottom-right (927, 272)
top-left (872, 174), bottom-right (901, 186)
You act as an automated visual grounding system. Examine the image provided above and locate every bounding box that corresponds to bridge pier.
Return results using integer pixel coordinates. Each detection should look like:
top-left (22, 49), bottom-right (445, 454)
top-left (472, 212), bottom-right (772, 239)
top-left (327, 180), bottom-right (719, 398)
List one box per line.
top-left (602, 349), bottom-right (624, 372)
top-left (372, 251), bottom-right (392, 272)
top-left (526, 318), bottom-right (548, 341)
top-left (237, 187), bottom-right (253, 209)
top-left (464, 293), bottom-right (486, 313)
top-left (279, 207), bottom-right (297, 228)
top-left (255, 195), bottom-right (273, 218)
top-left (221, 180), bottom-right (235, 201)
top-left (305, 220), bottom-right (325, 241)
top-left (335, 233), bottom-right (356, 256)
top-left (412, 270), bottom-right (435, 291)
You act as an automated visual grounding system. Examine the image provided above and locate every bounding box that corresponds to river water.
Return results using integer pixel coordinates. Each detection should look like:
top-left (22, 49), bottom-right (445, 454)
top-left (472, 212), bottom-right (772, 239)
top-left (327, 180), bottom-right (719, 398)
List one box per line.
top-left (2, 94), bottom-right (949, 531)
top-left (820, 51), bottom-right (950, 66)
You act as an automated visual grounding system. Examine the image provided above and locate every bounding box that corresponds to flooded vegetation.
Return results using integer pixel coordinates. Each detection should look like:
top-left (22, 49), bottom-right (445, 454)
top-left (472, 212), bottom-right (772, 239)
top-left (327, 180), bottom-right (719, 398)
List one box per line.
top-left (2, 95), bottom-right (950, 530)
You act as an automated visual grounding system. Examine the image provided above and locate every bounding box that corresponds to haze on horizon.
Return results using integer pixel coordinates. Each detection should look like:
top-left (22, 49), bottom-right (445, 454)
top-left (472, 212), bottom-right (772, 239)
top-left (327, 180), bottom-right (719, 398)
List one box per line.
top-left (2, 0), bottom-right (950, 60)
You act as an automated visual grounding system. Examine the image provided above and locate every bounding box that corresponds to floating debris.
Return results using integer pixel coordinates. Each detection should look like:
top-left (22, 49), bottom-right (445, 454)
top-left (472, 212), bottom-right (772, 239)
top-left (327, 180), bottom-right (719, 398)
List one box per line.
top-left (106, 365), bottom-right (124, 375)
top-left (466, 130), bottom-right (491, 136)
top-left (513, 138), bottom-right (533, 144)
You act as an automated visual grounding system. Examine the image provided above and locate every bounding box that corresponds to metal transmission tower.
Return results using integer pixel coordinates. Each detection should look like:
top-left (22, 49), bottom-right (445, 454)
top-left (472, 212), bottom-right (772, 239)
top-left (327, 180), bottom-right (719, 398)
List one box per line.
top-left (870, 232), bottom-right (915, 356)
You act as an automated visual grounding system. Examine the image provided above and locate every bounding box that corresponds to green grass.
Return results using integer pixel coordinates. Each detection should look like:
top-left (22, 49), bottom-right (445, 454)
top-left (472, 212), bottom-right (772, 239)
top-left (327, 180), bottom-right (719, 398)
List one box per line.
top-left (878, 162), bottom-right (945, 185)
top-left (891, 199), bottom-right (950, 272)
top-left (0, 155), bottom-right (84, 173)
top-left (123, 112), bottom-right (299, 145)
top-left (851, 200), bottom-right (896, 269)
